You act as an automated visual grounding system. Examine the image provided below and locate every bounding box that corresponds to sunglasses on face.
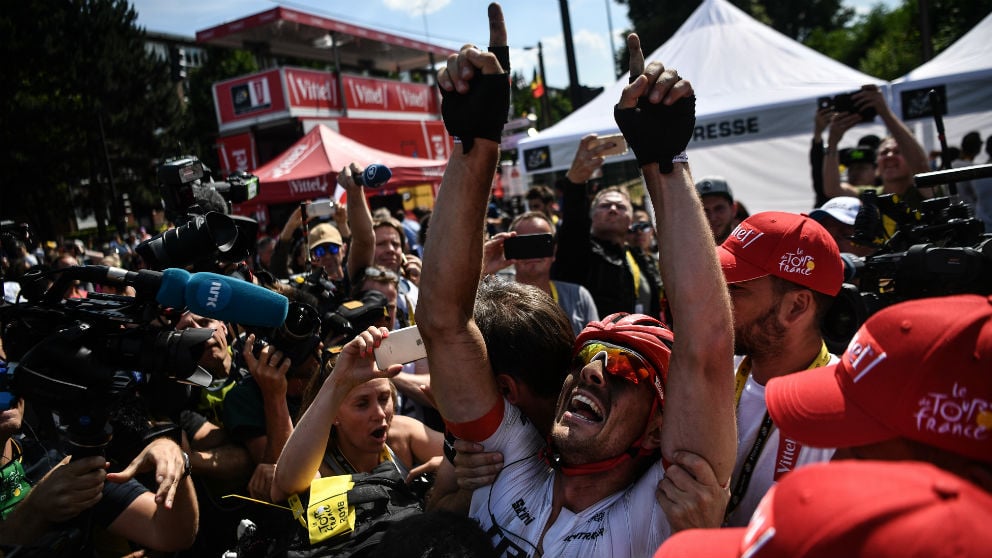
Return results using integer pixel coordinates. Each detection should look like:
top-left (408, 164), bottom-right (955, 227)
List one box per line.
top-left (311, 244), bottom-right (341, 259)
top-left (575, 341), bottom-right (654, 386)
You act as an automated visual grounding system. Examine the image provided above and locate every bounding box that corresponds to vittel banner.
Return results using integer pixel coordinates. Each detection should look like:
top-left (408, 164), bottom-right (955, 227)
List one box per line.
top-left (285, 68), bottom-right (339, 111)
top-left (343, 75), bottom-right (437, 114)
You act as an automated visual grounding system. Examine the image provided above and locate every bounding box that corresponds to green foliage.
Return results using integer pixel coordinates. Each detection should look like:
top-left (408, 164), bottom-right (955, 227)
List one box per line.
top-left (857, 3), bottom-right (922, 79)
top-left (509, 71), bottom-right (573, 130)
top-left (0, 0), bottom-right (187, 240)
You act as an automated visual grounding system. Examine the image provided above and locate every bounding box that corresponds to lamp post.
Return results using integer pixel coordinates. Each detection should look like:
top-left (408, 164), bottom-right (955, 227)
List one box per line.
top-left (558, 0), bottom-right (582, 110)
top-left (525, 42), bottom-right (552, 129)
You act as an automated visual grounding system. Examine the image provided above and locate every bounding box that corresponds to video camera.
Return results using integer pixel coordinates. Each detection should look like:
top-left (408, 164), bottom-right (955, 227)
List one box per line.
top-left (821, 165), bottom-right (992, 352)
top-left (0, 267), bottom-right (215, 457)
top-left (138, 155), bottom-right (260, 271)
top-left (0, 264), bottom-right (290, 457)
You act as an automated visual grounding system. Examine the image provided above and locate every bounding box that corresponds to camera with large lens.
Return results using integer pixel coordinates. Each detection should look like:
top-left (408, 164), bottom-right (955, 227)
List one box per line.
top-left (136, 212), bottom-right (239, 270)
top-left (821, 166), bottom-right (992, 352)
top-left (138, 155), bottom-right (260, 271)
top-left (249, 301), bottom-right (322, 366)
top-left (321, 290), bottom-right (391, 347)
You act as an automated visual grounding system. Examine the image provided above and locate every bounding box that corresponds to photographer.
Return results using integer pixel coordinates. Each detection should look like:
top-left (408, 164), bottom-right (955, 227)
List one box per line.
top-left (0, 394), bottom-right (198, 554)
top-left (822, 84), bottom-right (929, 206)
top-left (270, 205), bottom-right (348, 282)
top-left (221, 291), bottom-right (325, 503)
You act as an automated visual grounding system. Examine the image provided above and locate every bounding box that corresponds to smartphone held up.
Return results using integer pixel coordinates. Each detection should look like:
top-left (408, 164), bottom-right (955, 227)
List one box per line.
top-left (503, 233), bottom-right (554, 260)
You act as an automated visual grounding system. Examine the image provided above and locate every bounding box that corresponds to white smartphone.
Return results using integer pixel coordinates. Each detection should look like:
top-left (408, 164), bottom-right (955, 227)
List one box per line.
top-left (308, 199), bottom-right (334, 218)
top-left (373, 325), bottom-right (427, 369)
top-left (595, 133), bottom-right (628, 157)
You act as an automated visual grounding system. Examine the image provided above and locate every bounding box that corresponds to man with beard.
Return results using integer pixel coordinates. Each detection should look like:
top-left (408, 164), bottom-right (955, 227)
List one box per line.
top-left (716, 211), bottom-right (843, 526)
top-left (418, 5), bottom-right (736, 555)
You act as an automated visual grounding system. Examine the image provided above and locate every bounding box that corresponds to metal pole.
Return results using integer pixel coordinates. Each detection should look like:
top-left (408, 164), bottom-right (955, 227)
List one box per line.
top-left (537, 42), bottom-right (551, 128)
top-left (332, 33), bottom-right (348, 117)
top-left (605, 0), bottom-right (620, 79)
top-left (97, 113), bottom-right (123, 236)
top-left (919, 0), bottom-right (933, 61)
top-left (557, 0), bottom-right (582, 109)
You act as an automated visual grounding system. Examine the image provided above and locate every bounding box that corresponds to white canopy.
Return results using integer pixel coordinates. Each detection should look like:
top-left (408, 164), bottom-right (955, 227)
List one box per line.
top-left (891, 10), bottom-right (992, 153)
top-left (517, 0), bottom-right (887, 214)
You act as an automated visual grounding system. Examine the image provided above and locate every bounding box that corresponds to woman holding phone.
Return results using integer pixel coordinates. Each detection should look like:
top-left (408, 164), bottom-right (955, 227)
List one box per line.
top-left (271, 327), bottom-right (443, 502)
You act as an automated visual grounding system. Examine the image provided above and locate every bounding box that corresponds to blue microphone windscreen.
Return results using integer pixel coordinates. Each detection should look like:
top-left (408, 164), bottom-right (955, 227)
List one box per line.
top-left (186, 272), bottom-right (289, 327)
top-left (363, 164), bottom-right (392, 187)
top-left (157, 268), bottom-right (192, 308)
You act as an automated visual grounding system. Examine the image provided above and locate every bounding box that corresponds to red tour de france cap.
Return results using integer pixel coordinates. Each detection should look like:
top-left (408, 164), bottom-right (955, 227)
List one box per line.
top-left (766, 294), bottom-right (992, 464)
top-left (654, 460), bottom-right (992, 558)
top-left (717, 212), bottom-right (843, 295)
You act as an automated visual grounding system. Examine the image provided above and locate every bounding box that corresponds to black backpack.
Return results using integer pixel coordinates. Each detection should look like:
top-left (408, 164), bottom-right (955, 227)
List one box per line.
top-left (234, 461), bottom-right (424, 558)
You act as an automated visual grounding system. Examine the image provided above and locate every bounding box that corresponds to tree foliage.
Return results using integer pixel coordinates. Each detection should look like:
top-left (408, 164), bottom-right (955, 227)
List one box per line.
top-left (0, 0), bottom-right (187, 240)
top-left (185, 47), bottom-right (259, 172)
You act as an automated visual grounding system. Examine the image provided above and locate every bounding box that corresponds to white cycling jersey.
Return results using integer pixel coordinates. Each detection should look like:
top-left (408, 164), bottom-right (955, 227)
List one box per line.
top-left (468, 400), bottom-right (671, 558)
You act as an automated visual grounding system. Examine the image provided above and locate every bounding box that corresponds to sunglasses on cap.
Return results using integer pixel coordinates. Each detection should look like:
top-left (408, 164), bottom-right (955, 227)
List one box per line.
top-left (575, 341), bottom-right (654, 386)
top-left (361, 266), bottom-right (399, 283)
top-left (311, 244), bottom-right (341, 258)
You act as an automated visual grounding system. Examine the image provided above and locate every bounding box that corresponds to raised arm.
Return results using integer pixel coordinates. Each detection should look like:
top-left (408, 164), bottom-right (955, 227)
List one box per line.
top-left (823, 113), bottom-right (862, 198)
top-left (854, 84), bottom-right (928, 174)
top-left (810, 106), bottom-right (832, 207)
top-left (272, 327), bottom-right (400, 501)
top-left (614, 34), bottom-right (736, 484)
top-left (551, 135), bottom-right (613, 284)
top-left (416, 3), bottom-right (508, 426)
top-left (343, 163), bottom-right (376, 281)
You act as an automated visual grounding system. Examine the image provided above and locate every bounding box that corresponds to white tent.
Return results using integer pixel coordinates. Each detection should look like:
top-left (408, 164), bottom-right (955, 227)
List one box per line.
top-left (517, 0), bottom-right (887, 214)
top-left (891, 10), bottom-right (992, 154)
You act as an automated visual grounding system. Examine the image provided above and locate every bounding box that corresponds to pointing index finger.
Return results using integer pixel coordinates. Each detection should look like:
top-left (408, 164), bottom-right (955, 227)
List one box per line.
top-left (487, 3), bottom-right (509, 72)
top-left (488, 3), bottom-right (507, 48)
top-left (627, 33), bottom-right (645, 81)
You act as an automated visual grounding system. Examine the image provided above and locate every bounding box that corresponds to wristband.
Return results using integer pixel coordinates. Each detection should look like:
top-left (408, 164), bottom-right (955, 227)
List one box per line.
top-left (180, 451), bottom-right (192, 480)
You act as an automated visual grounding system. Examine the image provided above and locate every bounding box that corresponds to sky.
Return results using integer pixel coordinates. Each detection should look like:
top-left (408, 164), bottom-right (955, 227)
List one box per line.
top-left (131, 0), bottom-right (898, 90)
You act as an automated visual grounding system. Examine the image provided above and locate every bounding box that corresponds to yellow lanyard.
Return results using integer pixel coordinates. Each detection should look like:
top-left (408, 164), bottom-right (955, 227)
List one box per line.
top-left (625, 250), bottom-right (641, 298)
top-left (548, 281), bottom-right (559, 304)
top-left (734, 341), bottom-right (832, 407)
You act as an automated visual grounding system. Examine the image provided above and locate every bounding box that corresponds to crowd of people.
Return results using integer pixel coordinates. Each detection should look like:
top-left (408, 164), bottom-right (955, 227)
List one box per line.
top-left (0, 2), bottom-right (990, 557)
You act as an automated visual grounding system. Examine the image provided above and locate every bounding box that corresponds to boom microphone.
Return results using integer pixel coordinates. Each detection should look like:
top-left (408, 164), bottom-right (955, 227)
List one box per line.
top-left (46, 265), bottom-right (288, 327)
top-left (154, 269), bottom-right (288, 326)
top-left (354, 164), bottom-right (392, 188)
top-left (45, 265), bottom-right (190, 305)
top-left (183, 272), bottom-right (289, 327)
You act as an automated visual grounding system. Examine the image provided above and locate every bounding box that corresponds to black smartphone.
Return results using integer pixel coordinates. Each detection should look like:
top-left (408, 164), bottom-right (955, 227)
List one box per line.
top-left (822, 91), bottom-right (877, 123)
top-left (503, 233), bottom-right (554, 260)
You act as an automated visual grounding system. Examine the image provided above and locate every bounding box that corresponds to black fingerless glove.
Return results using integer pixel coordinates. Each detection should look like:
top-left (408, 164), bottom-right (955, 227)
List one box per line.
top-left (489, 45), bottom-right (510, 73)
top-left (440, 73), bottom-right (510, 154)
top-left (614, 95), bottom-right (696, 173)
